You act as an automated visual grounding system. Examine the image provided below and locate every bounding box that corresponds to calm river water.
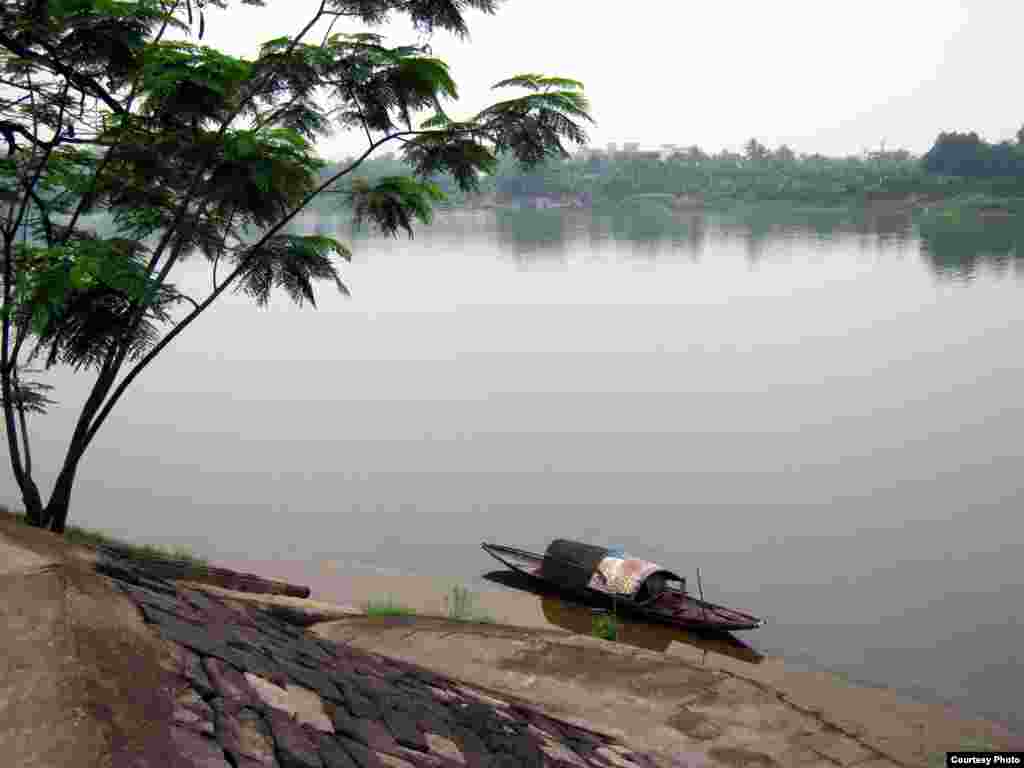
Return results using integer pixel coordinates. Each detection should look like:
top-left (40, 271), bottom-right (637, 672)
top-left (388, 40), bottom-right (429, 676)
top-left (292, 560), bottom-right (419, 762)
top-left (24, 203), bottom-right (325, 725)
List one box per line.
top-left (6, 204), bottom-right (1024, 732)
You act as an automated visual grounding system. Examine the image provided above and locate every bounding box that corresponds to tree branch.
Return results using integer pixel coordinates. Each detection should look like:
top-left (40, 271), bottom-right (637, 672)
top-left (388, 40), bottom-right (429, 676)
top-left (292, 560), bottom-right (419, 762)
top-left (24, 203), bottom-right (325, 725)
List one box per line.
top-left (61, 0), bottom-right (184, 243)
top-left (0, 32), bottom-right (126, 117)
top-left (82, 126), bottom-right (426, 449)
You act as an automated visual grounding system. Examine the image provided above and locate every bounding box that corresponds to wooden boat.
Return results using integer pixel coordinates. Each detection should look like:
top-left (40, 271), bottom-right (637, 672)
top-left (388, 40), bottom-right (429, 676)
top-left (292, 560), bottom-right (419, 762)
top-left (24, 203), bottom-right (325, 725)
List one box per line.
top-left (481, 539), bottom-right (764, 632)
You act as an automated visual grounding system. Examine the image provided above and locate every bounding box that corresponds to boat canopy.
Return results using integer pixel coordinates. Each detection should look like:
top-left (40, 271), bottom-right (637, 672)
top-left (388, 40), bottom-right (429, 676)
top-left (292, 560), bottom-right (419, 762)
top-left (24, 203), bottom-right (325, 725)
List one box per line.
top-left (541, 539), bottom-right (683, 599)
top-left (541, 539), bottom-right (609, 590)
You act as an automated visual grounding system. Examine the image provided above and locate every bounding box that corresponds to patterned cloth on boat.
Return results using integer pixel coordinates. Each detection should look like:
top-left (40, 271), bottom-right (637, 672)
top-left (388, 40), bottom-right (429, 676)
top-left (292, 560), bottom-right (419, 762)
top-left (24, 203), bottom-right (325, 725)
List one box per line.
top-left (588, 555), bottom-right (664, 598)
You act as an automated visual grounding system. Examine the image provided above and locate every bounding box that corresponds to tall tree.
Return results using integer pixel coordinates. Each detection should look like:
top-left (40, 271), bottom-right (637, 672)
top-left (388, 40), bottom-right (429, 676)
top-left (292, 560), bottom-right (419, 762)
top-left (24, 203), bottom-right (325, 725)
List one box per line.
top-left (743, 137), bottom-right (769, 162)
top-left (0, 0), bottom-right (594, 532)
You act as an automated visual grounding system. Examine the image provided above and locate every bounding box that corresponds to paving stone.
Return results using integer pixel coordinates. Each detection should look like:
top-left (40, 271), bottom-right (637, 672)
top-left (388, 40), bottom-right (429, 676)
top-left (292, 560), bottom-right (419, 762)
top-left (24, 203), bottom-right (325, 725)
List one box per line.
top-left (181, 588), bottom-right (230, 616)
top-left (146, 610), bottom-right (230, 654)
top-left (424, 733), bottom-right (467, 766)
top-left (229, 623), bottom-right (275, 651)
top-left (354, 675), bottom-right (403, 702)
top-left (105, 556), bottom-right (668, 768)
top-left (247, 673), bottom-right (335, 733)
top-left (386, 748), bottom-right (449, 768)
top-left (380, 704), bottom-right (428, 751)
top-left (377, 754), bottom-right (419, 768)
top-left (454, 702), bottom-right (507, 739)
top-left (490, 757), bottom-right (528, 768)
top-left (538, 739), bottom-right (588, 768)
top-left (169, 725), bottom-right (233, 768)
top-left (329, 707), bottom-right (402, 755)
top-left (205, 657), bottom-right (260, 706)
top-left (449, 727), bottom-right (490, 768)
top-left (318, 733), bottom-right (360, 768)
top-left (337, 736), bottom-right (385, 768)
top-left (384, 689), bottom-right (430, 715)
top-left (293, 637), bottom-right (335, 665)
top-left (332, 678), bottom-right (382, 718)
top-left (557, 724), bottom-right (603, 750)
top-left (426, 686), bottom-right (459, 704)
top-left (279, 659), bottom-right (343, 701)
top-left (485, 730), bottom-right (539, 766)
top-left (164, 644), bottom-right (218, 698)
top-left (216, 702), bottom-right (277, 766)
top-left (121, 581), bottom-right (193, 614)
top-left (296, 649), bottom-right (333, 670)
top-left (315, 639), bottom-right (341, 658)
top-left (185, 590), bottom-right (257, 626)
top-left (136, 573), bottom-right (180, 595)
top-left (174, 684), bottom-right (216, 735)
top-left (266, 708), bottom-right (325, 768)
top-left (216, 646), bottom-right (289, 688)
top-left (416, 707), bottom-right (455, 740)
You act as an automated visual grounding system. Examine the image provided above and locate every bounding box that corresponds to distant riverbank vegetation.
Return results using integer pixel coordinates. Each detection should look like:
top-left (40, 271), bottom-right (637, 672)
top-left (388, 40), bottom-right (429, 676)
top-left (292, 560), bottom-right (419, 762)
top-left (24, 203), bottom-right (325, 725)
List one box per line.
top-left (301, 128), bottom-right (1024, 221)
top-left (41, 129), bottom-right (1024, 246)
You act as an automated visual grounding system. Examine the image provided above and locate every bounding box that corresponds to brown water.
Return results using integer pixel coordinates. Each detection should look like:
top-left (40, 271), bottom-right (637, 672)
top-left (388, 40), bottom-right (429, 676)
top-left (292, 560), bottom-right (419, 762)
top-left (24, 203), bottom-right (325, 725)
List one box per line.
top-left (6, 205), bottom-right (1024, 732)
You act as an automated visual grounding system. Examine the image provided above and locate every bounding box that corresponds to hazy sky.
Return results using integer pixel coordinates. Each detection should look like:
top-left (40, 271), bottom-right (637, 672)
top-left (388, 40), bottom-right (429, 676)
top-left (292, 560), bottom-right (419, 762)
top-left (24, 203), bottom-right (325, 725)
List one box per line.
top-left (181, 0), bottom-right (1021, 161)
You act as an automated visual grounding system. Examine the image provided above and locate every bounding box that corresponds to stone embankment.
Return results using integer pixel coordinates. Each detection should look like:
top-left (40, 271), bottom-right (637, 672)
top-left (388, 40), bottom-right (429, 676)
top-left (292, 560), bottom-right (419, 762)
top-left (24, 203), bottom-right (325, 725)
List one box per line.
top-left (95, 552), bottom-right (679, 768)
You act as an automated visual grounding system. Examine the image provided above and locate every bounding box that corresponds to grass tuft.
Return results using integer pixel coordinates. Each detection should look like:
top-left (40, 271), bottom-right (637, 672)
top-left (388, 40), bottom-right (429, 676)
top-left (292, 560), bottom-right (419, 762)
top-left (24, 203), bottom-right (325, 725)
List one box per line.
top-left (0, 505), bottom-right (209, 565)
top-left (363, 595), bottom-right (417, 617)
top-left (591, 611), bottom-right (619, 641)
top-left (444, 584), bottom-right (495, 623)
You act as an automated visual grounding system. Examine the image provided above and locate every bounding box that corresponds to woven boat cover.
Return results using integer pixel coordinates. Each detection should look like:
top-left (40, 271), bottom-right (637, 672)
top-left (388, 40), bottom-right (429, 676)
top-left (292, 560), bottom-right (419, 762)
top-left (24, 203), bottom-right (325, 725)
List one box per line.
top-left (541, 539), bottom-right (609, 590)
top-left (589, 556), bottom-right (665, 598)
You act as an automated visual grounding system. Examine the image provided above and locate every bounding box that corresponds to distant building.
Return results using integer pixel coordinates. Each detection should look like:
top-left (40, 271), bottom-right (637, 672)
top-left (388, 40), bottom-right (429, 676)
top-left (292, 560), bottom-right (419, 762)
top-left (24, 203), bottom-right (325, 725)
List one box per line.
top-left (577, 142), bottom-right (680, 162)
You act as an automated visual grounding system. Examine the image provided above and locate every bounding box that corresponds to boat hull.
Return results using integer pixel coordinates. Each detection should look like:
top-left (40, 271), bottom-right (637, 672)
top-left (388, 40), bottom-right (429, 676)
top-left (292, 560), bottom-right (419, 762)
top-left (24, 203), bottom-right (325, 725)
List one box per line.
top-left (481, 542), bottom-right (764, 632)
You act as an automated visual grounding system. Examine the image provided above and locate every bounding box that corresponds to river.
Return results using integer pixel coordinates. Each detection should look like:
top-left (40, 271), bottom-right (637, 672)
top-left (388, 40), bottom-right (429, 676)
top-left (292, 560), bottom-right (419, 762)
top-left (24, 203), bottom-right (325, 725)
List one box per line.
top-left (5, 203), bottom-right (1024, 732)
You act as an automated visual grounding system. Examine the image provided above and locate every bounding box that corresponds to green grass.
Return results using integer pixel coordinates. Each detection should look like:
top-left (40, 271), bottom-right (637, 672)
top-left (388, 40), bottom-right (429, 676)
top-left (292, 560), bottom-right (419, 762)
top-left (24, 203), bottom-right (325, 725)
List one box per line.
top-left (591, 606), bottom-right (620, 641)
top-left (444, 584), bottom-right (495, 623)
top-left (362, 595), bottom-right (417, 617)
top-left (0, 504), bottom-right (209, 566)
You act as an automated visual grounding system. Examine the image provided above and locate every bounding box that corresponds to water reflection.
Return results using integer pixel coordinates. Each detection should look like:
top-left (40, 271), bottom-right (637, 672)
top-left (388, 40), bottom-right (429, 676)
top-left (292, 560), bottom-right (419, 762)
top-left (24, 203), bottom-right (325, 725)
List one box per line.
top-left (477, 203), bottom-right (1023, 281)
top-left (917, 210), bottom-right (1023, 280)
top-left (482, 569), bottom-right (763, 666)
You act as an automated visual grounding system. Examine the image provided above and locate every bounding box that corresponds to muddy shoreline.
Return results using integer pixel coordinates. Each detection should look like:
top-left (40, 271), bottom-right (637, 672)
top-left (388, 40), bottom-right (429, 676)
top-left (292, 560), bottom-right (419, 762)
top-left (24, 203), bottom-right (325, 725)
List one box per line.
top-left (214, 557), bottom-right (1024, 761)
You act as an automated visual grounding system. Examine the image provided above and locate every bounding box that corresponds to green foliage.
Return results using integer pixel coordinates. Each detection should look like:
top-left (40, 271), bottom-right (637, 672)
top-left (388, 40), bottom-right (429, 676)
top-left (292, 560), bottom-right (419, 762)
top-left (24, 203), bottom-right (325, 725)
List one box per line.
top-left (347, 175), bottom-right (447, 238)
top-left (0, 0), bottom-right (592, 531)
top-left (234, 233), bottom-right (351, 306)
top-left (923, 131), bottom-right (1024, 180)
top-left (9, 238), bottom-right (173, 370)
top-left (139, 42), bottom-right (253, 128)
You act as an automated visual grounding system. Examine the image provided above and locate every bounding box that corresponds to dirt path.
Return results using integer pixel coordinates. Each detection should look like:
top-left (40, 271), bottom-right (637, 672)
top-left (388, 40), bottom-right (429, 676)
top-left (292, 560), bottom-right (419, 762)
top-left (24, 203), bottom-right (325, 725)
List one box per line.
top-left (0, 519), bottom-right (187, 767)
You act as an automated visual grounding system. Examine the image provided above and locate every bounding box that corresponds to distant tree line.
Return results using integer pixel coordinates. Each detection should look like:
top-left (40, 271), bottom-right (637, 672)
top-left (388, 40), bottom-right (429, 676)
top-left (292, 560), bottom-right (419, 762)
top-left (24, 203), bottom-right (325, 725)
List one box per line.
top-left (301, 125), bottom-right (1024, 219)
top-left (922, 129), bottom-right (1024, 177)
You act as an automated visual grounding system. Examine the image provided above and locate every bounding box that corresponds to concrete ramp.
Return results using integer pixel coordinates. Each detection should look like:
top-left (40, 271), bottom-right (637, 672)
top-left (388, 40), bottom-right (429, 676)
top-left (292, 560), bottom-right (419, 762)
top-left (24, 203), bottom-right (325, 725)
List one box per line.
top-left (313, 614), bottom-right (1024, 768)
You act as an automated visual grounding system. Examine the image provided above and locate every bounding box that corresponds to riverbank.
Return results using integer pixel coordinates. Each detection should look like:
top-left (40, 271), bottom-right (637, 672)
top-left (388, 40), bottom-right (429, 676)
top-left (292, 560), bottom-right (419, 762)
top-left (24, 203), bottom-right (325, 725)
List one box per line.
top-left (453, 192), bottom-right (1023, 221)
top-left (4, 512), bottom-right (1023, 766)
top-left (1, 516), bottom-right (672, 768)
top-left (212, 556), bottom-right (1024, 766)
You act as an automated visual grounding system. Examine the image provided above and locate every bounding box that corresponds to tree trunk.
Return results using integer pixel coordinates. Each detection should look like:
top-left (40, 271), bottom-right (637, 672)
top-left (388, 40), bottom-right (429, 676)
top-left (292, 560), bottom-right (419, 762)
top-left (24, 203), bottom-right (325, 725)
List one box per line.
top-left (43, 455), bottom-right (81, 534)
top-left (41, 434), bottom-right (89, 533)
top-left (20, 480), bottom-right (46, 526)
